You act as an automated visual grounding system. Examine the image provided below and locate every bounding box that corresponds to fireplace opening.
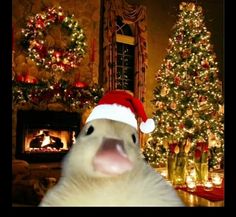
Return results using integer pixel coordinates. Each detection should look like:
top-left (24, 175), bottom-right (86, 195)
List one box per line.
top-left (16, 110), bottom-right (81, 163)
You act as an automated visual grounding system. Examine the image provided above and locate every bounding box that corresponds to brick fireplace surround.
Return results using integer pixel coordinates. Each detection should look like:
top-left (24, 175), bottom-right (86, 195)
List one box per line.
top-left (12, 102), bottom-right (82, 206)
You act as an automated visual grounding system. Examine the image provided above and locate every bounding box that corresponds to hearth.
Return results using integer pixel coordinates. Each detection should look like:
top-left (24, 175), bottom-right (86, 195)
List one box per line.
top-left (16, 110), bottom-right (81, 163)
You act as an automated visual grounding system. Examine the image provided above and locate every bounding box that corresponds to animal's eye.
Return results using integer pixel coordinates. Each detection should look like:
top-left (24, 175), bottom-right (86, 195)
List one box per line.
top-left (132, 134), bottom-right (137, 144)
top-left (86, 125), bottom-right (94, 136)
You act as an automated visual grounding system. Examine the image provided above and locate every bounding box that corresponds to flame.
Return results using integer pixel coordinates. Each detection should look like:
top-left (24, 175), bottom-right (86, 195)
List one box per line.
top-left (24, 129), bottom-right (76, 152)
top-left (41, 135), bottom-right (51, 147)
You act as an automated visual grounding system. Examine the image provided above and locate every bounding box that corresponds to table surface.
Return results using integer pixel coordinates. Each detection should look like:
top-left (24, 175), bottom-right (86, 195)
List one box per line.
top-left (177, 189), bottom-right (224, 207)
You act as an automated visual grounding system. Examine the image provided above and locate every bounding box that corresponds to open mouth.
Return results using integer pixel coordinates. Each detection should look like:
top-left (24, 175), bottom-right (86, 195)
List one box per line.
top-left (92, 137), bottom-right (133, 175)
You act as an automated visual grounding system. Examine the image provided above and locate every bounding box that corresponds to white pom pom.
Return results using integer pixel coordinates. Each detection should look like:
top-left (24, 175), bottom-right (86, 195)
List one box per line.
top-left (140, 118), bottom-right (155, 134)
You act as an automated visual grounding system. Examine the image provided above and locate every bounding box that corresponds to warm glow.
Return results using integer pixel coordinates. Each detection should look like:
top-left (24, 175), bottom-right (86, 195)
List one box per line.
top-left (41, 135), bottom-right (51, 147)
top-left (143, 1), bottom-right (224, 170)
top-left (211, 173), bottom-right (223, 187)
top-left (24, 129), bottom-right (75, 152)
top-left (204, 181), bottom-right (213, 191)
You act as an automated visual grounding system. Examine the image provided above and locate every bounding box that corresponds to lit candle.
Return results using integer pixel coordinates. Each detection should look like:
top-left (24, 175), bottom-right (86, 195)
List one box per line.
top-left (190, 168), bottom-right (196, 178)
top-left (204, 181), bottom-right (213, 191)
top-left (160, 170), bottom-right (167, 178)
top-left (186, 175), bottom-right (194, 183)
top-left (212, 174), bottom-right (223, 187)
top-left (187, 181), bottom-right (196, 192)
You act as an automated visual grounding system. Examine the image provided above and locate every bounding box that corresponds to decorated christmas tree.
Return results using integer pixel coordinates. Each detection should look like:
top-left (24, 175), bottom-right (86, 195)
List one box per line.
top-left (143, 2), bottom-right (224, 170)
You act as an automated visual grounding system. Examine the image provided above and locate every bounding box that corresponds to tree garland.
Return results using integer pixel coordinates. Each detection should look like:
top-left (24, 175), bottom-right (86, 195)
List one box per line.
top-left (21, 6), bottom-right (87, 73)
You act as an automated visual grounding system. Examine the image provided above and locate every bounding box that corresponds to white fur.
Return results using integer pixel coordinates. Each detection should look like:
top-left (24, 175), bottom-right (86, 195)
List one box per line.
top-left (39, 119), bottom-right (184, 207)
top-left (86, 104), bottom-right (138, 129)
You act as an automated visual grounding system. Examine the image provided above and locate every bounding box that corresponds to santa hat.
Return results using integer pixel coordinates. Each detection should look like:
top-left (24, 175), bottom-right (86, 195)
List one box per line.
top-left (86, 90), bottom-right (155, 133)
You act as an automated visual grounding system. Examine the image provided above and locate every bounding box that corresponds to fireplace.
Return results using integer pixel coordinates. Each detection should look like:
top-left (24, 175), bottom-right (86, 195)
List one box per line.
top-left (16, 110), bottom-right (81, 163)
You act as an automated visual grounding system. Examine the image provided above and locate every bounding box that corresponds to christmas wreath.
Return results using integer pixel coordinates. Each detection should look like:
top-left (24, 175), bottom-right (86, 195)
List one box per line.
top-left (21, 6), bottom-right (86, 73)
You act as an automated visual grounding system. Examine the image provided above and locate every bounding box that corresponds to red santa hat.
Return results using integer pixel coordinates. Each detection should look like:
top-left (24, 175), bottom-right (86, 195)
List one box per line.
top-left (86, 90), bottom-right (155, 133)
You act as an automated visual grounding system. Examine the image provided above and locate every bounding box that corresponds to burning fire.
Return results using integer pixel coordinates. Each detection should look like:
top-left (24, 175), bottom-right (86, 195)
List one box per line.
top-left (24, 129), bottom-right (76, 153)
top-left (41, 133), bottom-right (52, 147)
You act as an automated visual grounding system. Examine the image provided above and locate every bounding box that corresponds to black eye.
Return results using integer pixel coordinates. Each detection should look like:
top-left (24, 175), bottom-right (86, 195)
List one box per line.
top-left (132, 134), bottom-right (137, 144)
top-left (86, 125), bottom-right (94, 135)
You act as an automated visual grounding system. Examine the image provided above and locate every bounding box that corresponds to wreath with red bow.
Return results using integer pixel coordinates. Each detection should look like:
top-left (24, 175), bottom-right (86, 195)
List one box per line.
top-left (21, 6), bottom-right (86, 73)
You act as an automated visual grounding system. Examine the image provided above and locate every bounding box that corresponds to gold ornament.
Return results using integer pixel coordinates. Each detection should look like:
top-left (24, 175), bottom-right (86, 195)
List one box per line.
top-left (195, 78), bottom-right (203, 85)
top-left (199, 96), bottom-right (207, 105)
top-left (187, 3), bottom-right (196, 11)
top-left (174, 145), bottom-right (180, 154)
top-left (199, 104), bottom-right (209, 111)
top-left (170, 102), bottom-right (177, 110)
top-left (186, 109), bottom-right (192, 116)
top-left (155, 101), bottom-right (164, 110)
top-left (197, 6), bottom-right (203, 13)
top-left (163, 140), bottom-right (169, 149)
top-left (208, 132), bottom-right (217, 147)
top-left (194, 112), bottom-right (199, 118)
top-left (160, 86), bottom-right (170, 96)
top-left (167, 126), bottom-right (173, 133)
top-left (207, 31), bottom-right (211, 37)
top-left (179, 2), bottom-right (187, 10)
top-left (218, 105), bottom-right (224, 114)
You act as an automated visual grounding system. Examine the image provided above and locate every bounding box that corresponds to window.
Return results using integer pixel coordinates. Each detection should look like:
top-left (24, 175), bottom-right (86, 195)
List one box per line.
top-left (103, 0), bottom-right (147, 100)
top-left (116, 17), bottom-right (135, 91)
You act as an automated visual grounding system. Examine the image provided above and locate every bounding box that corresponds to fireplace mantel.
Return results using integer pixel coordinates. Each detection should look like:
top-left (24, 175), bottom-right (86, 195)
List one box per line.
top-left (12, 80), bottom-right (104, 160)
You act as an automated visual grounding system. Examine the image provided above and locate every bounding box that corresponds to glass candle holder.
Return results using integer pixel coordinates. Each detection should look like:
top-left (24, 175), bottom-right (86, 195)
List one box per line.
top-left (189, 168), bottom-right (196, 178)
top-left (186, 175), bottom-right (196, 183)
top-left (160, 170), bottom-right (167, 179)
top-left (204, 180), bottom-right (213, 191)
top-left (187, 180), bottom-right (196, 192)
top-left (211, 173), bottom-right (223, 188)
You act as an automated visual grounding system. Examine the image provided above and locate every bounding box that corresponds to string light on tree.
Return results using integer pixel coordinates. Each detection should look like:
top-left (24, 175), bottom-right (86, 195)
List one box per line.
top-left (21, 6), bottom-right (87, 73)
top-left (143, 2), bottom-right (224, 170)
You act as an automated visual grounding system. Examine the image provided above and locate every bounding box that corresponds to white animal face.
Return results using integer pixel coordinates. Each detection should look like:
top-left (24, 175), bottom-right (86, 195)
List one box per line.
top-left (62, 119), bottom-right (141, 178)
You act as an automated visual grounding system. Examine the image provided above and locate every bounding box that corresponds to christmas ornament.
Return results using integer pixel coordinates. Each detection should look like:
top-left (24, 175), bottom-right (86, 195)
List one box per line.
top-left (155, 101), bottom-right (164, 110)
top-left (174, 76), bottom-right (180, 85)
top-left (201, 60), bottom-right (210, 69)
top-left (218, 105), bottom-right (224, 114)
top-left (195, 78), bottom-right (203, 85)
top-left (186, 109), bottom-right (192, 116)
top-left (74, 81), bottom-right (88, 88)
top-left (179, 2), bottom-right (187, 10)
top-left (170, 101), bottom-right (177, 110)
top-left (181, 48), bottom-right (191, 59)
top-left (187, 3), bottom-right (196, 11)
top-left (197, 6), bottom-right (203, 13)
top-left (160, 86), bottom-right (170, 97)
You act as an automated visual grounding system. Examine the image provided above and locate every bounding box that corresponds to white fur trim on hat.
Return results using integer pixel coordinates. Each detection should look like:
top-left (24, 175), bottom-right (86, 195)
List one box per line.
top-left (86, 104), bottom-right (138, 129)
top-left (140, 118), bottom-right (155, 134)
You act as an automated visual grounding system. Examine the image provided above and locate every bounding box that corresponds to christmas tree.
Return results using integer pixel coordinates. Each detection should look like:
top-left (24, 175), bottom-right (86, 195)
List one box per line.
top-left (143, 2), bottom-right (224, 170)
